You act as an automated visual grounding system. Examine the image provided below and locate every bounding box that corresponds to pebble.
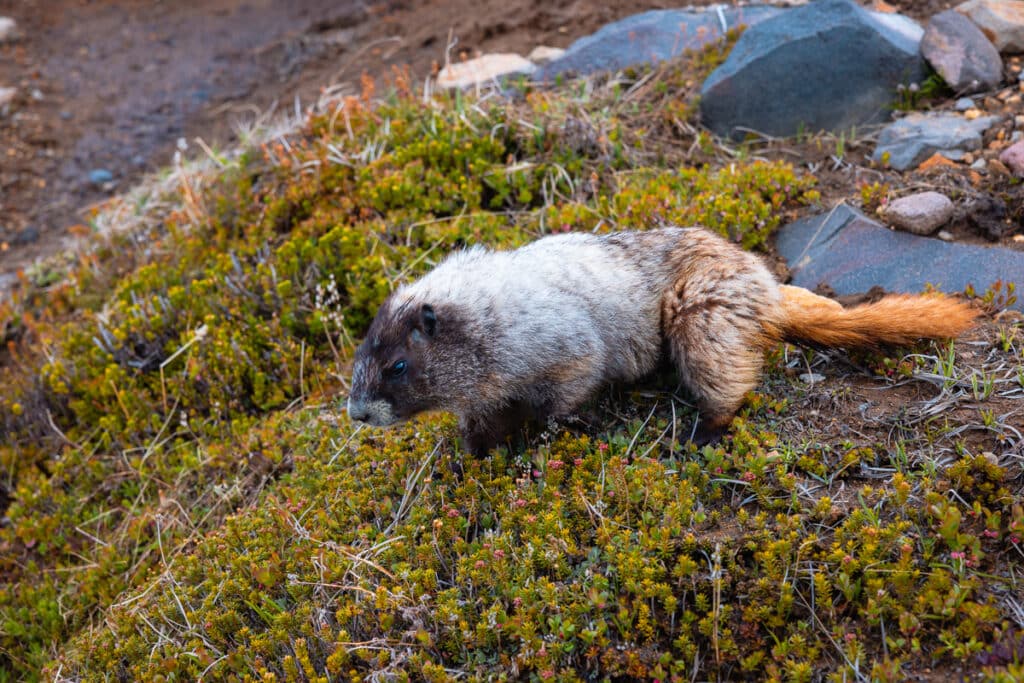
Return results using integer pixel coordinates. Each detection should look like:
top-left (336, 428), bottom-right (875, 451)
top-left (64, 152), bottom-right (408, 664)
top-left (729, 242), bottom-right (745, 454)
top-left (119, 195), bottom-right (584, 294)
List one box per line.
top-left (937, 229), bottom-right (955, 241)
top-left (800, 373), bottom-right (826, 384)
top-left (972, 157), bottom-right (988, 169)
top-left (0, 86), bottom-right (15, 109)
top-left (998, 139), bottom-right (1024, 176)
top-left (878, 191), bottom-right (955, 235)
top-left (527, 46), bottom-right (566, 63)
top-left (0, 17), bottom-right (16, 43)
top-left (955, 97), bottom-right (976, 110)
top-left (436, 53), bottom-right (536, 89)
top-left (989, 157), bottom-right (1012, 174)
top-left (1016, 115), bottom-right (1024, 127)
top-left (87, 169), bottom-right (114, 185)
top-left (872, 112), bottom-right (1000, 170)
top-left (1013, 130), bottom-right (1023, 141)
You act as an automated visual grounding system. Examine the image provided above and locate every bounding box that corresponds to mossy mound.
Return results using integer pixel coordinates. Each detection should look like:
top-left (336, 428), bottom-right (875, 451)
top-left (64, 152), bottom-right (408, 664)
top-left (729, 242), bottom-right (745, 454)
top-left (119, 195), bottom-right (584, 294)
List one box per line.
top-left (0, 43), bottom-right (1021, 683)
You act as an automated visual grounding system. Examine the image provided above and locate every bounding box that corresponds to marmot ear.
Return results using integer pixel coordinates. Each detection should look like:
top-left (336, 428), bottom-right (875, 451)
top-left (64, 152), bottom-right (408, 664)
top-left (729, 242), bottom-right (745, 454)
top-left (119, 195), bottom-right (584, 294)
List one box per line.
top-left (420, 304), bottom-right (437, 337)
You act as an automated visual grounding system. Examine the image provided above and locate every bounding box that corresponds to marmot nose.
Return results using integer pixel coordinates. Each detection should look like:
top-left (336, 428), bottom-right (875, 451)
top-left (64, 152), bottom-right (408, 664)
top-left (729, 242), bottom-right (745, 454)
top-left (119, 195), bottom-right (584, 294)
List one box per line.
top-left (347, 399), bottom-right (370, 423)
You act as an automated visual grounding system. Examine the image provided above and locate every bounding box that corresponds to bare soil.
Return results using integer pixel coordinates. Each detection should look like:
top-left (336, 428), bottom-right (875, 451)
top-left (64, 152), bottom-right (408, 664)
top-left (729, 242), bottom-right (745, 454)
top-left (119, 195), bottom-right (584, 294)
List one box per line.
top-left (0, 0), bottom-right (1003, 294)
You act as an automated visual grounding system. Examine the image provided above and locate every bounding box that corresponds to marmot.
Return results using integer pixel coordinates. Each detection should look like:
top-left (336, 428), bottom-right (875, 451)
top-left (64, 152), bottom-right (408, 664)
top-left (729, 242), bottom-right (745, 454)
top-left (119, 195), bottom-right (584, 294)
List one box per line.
top-left (347, 227), bottom-right (978, 455)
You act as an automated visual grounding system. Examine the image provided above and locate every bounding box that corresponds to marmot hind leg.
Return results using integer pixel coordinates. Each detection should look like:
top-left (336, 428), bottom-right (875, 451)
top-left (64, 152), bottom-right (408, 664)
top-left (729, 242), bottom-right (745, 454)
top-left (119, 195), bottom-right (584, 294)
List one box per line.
top-left (661, 281), bottom-right (773, 441)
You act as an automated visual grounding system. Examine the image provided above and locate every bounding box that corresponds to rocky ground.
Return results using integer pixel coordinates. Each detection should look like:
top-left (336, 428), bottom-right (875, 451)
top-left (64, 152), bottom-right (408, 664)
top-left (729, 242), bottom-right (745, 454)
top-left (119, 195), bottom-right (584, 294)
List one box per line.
top-left (0, 0), bottom-right (991, 297)
top-left (0, 0), bottom-right (702, 293)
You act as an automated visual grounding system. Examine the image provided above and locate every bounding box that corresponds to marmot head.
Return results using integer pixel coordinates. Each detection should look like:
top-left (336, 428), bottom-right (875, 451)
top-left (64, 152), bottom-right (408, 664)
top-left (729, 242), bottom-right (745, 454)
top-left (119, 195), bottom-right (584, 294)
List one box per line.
top-left (348, 298), bottom-right (450, 427)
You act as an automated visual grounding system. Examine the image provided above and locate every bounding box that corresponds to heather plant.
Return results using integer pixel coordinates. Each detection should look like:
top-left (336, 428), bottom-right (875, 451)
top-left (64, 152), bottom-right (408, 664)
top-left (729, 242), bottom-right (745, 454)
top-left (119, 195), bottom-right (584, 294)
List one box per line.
top-left (0, 40), bottom-right (1020, 683)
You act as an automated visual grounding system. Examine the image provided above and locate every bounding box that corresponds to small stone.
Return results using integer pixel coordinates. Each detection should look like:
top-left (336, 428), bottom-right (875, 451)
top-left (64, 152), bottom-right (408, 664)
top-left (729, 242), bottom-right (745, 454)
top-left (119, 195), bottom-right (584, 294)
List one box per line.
top-left (965, 107), bottom-right (983, 119)
top-left (956, 0), bottom-right (1024, 53)
top-left (800, 372), bottom-right (826, 384)
top-left (0, 17), bottom-right (16, 43)
top-left (982, 451), bottom-right (999, 467)
top-left (527, 46), bottom-right (565, 64)
top-left (972, 157), bottom-right (988, 169)
top-left (878, 191), bottom-right (954, 235)
top-left (87, 169), bottom-right (114, 185)
top-left (921, 9), bottom-right (1002, 93)
top-left (1016, 115), bottom-right (1024, 127)
top-left (873, 112), bottom-right (1000, 170)
top-left (436, 53), bottom-right (536, 89)
top-left (965, 193), bottom-right (1011, 239)
top-left (0, 86), bottom-right (15, 109)
top-left (956, 96), bottom-right (976, 110)
top-left (937, 229), bottom-right (955, 241)
top-left (1013, 130), bottom-right (1023, 141)
top-left (1014, 234), bottom-right (1024, 242)
top-left (998, 139), bottom-right (1024, 175)
top-left (59, 110), bottom-right (72, 120)
top-left (964, 151), bottom-right (976, 163)
top-left (989, 157), bottom-right (1012, 174)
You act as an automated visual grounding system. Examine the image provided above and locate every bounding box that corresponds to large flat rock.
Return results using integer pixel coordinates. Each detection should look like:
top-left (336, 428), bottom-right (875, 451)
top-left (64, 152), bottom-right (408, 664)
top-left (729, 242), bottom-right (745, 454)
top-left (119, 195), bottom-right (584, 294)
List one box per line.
top-left (700, 0), bottom-right (928, 139)
top-left (537, 6), bottom-right (782, 81)
top-left (776, 204), bottom-right (1024, 310)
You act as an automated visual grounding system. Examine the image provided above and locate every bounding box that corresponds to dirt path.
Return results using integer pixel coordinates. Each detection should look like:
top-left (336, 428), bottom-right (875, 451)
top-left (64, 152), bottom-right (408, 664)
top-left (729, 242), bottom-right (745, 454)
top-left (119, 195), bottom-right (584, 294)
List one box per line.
top-left (0, 0), bottom-right (957, 293)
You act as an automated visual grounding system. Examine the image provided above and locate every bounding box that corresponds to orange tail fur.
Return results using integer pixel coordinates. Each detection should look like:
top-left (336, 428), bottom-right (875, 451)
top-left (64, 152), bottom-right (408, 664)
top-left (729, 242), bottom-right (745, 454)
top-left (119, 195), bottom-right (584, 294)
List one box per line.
top-left (774, 285), bottom-right (979, 348)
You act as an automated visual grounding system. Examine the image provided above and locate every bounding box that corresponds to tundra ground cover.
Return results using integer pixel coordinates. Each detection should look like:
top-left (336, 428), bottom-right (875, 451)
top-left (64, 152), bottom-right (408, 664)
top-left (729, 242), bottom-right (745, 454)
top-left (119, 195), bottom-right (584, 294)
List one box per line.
top-left (0, 42), bottom-right (1022, 682)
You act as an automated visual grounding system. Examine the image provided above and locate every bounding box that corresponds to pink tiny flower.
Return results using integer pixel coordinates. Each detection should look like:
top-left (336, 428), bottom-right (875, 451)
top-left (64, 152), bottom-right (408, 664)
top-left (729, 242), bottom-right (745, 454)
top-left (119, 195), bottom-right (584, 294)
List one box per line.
top-left (513, 597), bottom-right (522, 607)
top-left (548, 460), bottom-right (564, 470)
top-left (494, 549), bottom-right (505, 559)
top-left (447, 508), bottom-right (460, 518)
top-left (950, 551), bottom-right (966, 560)
top-left (983, 529), bottom-right (999, 538)
top-left (714, 466), bottom-right (723, 474)
top-left (533, 470), bottom-right (543, 478)
top-left (842, 555), bottom-right (854, 565)
top-left (574, 458), bottom-right (584, 466)
top-left (540, 670), bottom-right (554, 680)
top-left (1011, 535), bottom-right (1021, 544)
top-left (741, 471), bottom-right (756, 482)
top-left (475, 560), bottom-right (486, 569)
top-left (598, 442), bottom-right (609, 452)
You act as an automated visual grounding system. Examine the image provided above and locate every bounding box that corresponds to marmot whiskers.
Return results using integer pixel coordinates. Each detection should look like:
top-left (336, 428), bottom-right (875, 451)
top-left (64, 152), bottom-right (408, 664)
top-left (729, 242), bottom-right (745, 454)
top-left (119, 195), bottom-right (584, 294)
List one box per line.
top-left (347, 228), bottom-right (978, 455)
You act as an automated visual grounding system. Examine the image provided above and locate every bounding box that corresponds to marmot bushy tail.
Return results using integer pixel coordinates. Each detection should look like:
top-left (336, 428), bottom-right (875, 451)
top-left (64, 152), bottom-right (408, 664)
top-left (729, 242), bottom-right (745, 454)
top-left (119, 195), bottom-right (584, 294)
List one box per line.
top-left (773, 285), bottom-right (979, 349)
top-left (347, 227), bottom-right (980, 455)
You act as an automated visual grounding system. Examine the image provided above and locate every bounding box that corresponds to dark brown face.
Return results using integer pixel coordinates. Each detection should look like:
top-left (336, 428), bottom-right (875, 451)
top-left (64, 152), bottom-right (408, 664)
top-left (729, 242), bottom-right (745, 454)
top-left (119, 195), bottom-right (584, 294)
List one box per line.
top-left (347, 299), bottom-right (441, 427)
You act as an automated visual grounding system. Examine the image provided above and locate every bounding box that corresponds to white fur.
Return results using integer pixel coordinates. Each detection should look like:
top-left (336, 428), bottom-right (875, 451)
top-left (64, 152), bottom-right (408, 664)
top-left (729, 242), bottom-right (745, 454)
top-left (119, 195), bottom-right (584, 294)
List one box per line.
top-left (394, 230), bottom-right (685, 391)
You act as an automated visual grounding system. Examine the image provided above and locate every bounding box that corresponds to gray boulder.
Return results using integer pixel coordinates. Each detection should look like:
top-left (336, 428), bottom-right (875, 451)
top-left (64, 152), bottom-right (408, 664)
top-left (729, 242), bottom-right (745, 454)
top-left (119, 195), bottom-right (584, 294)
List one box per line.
top-left (921, 10), bottom-right (1002, 93)
top-left (956, 0), bottom-right (1024, 53)
top-left (537, 6), bottom-right (782, 81)
top-left (776, 204), bottom-right (1024, 310)
top-left (872, 112), bottom-right (1000, 170)
top-left (700, 0), bottom-right (928, 139)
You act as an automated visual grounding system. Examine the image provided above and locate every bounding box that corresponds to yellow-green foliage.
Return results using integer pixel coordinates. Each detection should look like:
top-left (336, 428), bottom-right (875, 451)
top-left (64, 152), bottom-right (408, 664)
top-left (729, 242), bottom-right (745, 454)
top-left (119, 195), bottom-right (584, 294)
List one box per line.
top-left (0, 45), bottom-right (1019, 683)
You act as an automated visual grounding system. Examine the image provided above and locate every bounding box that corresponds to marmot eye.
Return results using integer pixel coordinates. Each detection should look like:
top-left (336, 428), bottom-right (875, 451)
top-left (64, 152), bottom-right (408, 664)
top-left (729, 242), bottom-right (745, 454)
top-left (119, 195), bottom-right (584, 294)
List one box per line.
top-left (387, 360), bottom-right (408, 379)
